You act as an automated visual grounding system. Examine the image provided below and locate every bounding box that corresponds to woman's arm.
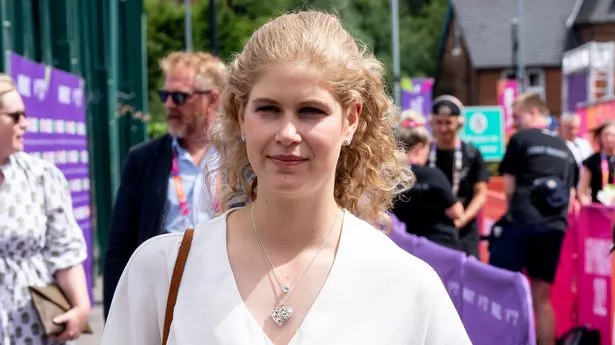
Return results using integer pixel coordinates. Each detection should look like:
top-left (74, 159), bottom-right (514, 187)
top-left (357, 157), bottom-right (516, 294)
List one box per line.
top-left (52, 265), bottom-right (91, 341)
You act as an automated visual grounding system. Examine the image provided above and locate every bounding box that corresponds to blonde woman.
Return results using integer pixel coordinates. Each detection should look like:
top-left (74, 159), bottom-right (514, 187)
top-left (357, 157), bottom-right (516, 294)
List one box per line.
top-left (392, 116), bottom-right (465, 250)
top-left (102, 11), bottom-right (470, 345)
top-left (0, 75), bottom-right (90, 344)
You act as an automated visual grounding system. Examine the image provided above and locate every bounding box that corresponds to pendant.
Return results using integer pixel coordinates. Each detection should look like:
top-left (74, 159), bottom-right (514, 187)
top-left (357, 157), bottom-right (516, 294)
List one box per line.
top-left (271, 304), bottom-right (293, 327)
top-left (282, 286), bottom-right (290, 293)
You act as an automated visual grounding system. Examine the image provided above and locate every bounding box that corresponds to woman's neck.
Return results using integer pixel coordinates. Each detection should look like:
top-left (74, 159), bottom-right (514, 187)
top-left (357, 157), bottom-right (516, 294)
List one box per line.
top-left (408, 155), bottom-right (425, 166)
top-left (251, 190), bottom-right (341, 251)
top-left (0, 152), bottom-right (10, 165)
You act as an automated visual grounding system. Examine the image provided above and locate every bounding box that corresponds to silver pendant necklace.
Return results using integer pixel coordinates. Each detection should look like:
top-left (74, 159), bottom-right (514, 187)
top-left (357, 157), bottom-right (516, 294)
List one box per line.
top-left (251, 203), bottom-right (340, 327)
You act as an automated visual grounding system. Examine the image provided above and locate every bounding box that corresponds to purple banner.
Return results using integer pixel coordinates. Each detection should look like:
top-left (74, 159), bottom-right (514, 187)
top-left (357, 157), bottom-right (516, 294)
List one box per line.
top-left (400, 77), bottom-right (433, 122)
top-left (9, 53), bottom-right (93, 301)
top-left (565, 71), bottom-right (589, 113)
top-left (389, 214), bottom-right (536, 345)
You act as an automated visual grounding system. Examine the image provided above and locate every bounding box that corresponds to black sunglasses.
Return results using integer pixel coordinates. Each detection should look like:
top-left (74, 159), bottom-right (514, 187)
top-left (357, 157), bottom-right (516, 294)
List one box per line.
top-left (158, 89), bottom-right (211, 106)
top-left (1, 110), bottom-right (26, 124)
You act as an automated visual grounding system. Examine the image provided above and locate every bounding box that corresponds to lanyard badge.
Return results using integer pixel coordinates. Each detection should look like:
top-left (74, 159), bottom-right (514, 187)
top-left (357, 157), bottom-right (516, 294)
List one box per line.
top-left (171, 152), bottom-right (190, 217)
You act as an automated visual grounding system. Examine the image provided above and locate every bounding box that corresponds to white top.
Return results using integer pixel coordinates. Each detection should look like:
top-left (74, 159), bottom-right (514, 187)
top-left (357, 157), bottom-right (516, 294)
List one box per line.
top-left (0, 152), bottom-right (86, 345)
top-left (566, 137), bottom-right (593, 166)
top-left (101, 210), bottom-right (471, 345)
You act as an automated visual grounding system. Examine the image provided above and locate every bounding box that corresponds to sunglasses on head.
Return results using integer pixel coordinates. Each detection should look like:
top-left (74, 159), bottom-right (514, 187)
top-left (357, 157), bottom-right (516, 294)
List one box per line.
top-left (158, 89), bottom-right (211, 106)
top-left (1, 110), bottom-right (26, 124)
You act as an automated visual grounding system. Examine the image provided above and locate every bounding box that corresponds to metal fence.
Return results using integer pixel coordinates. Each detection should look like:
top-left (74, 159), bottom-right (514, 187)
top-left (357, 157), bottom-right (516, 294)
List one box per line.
top-left (1, 0), bottom-right (148, 270)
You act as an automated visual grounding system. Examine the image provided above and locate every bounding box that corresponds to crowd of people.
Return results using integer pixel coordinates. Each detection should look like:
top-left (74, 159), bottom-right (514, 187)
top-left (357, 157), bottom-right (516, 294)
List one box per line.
top-left (2, 8), bottom-right (615, 345)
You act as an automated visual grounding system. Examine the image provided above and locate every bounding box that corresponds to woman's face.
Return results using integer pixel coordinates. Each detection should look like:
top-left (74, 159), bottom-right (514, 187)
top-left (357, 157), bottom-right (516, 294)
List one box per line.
top-left (0, 90), bottom-right (27, 161)
top-left (408, 141), bottom-right (430, 165)
top-left (601, 124), bottom-right (615, 152)
top-left (240, 64), bottom-right (359, 199)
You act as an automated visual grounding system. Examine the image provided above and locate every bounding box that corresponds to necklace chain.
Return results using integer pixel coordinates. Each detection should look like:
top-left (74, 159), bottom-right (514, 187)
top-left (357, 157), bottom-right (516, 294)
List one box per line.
top-left (251, 203), bottom-right (341, 327)
top-left (251, 203), bottom-right (340, 302)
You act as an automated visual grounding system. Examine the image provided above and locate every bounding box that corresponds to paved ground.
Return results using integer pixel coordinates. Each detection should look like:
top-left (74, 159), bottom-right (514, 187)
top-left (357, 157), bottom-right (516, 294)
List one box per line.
top-left (77, 276), bottom-right (104, 345)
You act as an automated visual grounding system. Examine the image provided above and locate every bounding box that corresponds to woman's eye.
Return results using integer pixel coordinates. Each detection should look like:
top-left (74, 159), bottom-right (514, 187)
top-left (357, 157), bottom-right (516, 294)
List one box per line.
top-left (256, 105), bottom-right (279, 113)
top-left (299, 107), bottom-right (325, 116)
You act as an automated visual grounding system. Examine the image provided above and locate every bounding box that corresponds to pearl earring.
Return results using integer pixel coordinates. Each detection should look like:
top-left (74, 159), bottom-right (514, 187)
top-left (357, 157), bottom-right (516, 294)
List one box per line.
top-left (241, 134), bottom-right (246, 142)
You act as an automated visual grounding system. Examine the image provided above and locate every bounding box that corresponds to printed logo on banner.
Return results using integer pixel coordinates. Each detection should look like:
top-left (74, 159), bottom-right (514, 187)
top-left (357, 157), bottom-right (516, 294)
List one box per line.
top-left (16, 74), bottom-right (32, 97)
top-left (72, 85), bottom-right (84, 107)
top-left (585, 238), bottom-right (611, 318)
top-left (80, 150), bottom-right (89, 164)
top-left (58, 85), bottom-right (71, 105)
top-left (57, 150), bottom-right (67, 164)
top-left (33, 77), bottom-right (48, 101)
top-left (67, 121), bottom-right (77, 135)
top-left (29, 118), bottom-right (39, 133)
top-left (54, 120), bottom-right (65, 134)
top-left (40, 119), bottom-right (53, 133)
top-left (462, 286), bottom-right (521, 326)
top-left (77, 122), bottom-right (87, 136)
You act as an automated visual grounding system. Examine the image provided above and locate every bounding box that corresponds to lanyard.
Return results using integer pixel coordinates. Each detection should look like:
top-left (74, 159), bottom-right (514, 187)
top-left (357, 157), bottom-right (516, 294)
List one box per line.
top-left (429, 140), bottom-right (463, 196)
top-left (601, 153), bottom-right (614, 188)
top-left (171, 151), bottom-right (190, 217)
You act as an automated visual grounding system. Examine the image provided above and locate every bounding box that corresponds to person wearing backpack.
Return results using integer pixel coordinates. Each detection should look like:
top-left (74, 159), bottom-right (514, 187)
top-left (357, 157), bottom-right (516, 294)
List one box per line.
top-left (490, 92), bottom-right (578, 345)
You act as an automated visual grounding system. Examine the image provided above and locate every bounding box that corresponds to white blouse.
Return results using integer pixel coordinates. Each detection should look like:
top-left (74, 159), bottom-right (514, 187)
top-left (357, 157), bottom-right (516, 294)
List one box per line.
top-left (101, 210), bottom-right (471, 345)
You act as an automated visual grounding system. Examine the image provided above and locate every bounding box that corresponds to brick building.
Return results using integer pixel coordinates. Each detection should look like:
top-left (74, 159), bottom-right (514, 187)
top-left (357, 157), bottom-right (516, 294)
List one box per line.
top-left (436, 0), bottom-right (615, 115)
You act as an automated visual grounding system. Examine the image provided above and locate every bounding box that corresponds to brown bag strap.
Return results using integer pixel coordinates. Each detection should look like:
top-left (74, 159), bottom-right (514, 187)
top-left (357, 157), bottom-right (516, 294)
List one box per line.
top-left (162, 228), bottom-right (194, 345)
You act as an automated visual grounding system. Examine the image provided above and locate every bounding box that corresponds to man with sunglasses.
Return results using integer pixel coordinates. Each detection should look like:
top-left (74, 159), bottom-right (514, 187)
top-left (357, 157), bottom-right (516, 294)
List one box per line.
top-left (103, 51), bottom-right (226, 318)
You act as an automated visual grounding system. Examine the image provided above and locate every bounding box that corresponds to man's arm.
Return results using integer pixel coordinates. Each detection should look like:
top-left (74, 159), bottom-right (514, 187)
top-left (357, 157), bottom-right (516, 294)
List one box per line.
top-left (103, 150), bottom-right (140, 320)
top-left (503, 173), bottom-right (516, 203)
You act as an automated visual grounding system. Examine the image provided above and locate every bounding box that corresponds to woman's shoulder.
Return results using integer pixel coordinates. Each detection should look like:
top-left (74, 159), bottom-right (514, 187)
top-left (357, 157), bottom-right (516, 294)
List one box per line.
top-left (344, 212), bottom-right (442, 284)
top-left (127, 213), bottom-right (229, 277)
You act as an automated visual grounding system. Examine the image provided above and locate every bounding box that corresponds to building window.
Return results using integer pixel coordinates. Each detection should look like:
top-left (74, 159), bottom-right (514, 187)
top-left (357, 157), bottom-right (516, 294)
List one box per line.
top-left (500, 68), bottom-right (546, 99)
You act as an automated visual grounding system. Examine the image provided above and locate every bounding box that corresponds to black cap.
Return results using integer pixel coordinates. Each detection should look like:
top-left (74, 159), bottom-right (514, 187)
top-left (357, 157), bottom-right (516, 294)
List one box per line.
top-left (431, 95), bottom-right (463, 116)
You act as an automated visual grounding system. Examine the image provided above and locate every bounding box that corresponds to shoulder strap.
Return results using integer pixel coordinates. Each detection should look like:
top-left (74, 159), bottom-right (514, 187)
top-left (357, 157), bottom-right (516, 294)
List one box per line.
top-left (162, 229), bottom-right (194, 345)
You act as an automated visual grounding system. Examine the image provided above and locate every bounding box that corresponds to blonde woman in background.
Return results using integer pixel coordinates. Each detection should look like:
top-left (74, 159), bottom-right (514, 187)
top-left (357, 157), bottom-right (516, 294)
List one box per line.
top-left (392, 115), bottom-right (465, 251)
top-left (0, 75), bottom-right (90, 344)
top-left (102, 11), bottom-right (471, 345)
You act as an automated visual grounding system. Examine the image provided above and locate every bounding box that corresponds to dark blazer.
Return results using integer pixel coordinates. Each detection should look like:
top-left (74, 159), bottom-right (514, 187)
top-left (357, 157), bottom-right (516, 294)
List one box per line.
top-left (103, 134), bottom-right (173, 318)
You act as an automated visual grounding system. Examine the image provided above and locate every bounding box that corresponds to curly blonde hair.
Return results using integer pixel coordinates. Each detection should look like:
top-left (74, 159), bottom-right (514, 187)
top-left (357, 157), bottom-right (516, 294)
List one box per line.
top-left (210, 10), bottom-right (414, 229)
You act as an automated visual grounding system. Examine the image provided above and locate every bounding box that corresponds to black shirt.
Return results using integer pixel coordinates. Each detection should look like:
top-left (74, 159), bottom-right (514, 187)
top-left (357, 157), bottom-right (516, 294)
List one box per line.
top-left (430, 142), bottom-right (490, 235)
top-left (393, 165), bottom-right (457, 238)
top-left (499, 128), bottom-right (578, 231)
top-left (582, 152), bottom-right (615, 203)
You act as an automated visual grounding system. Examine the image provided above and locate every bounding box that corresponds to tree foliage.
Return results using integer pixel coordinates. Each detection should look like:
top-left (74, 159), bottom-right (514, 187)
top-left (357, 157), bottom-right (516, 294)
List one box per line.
top-left (144, 0), bottom-right (448, 137)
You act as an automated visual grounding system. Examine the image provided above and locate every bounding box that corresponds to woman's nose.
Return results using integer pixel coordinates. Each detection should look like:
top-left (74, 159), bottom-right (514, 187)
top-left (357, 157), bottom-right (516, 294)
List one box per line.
top-left (275, 119), bottom-right (301, 145)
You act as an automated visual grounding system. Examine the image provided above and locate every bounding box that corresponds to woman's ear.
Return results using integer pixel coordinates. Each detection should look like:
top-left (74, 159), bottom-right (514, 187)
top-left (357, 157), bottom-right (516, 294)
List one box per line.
top-left (343, 102), bottom-right (361, 141)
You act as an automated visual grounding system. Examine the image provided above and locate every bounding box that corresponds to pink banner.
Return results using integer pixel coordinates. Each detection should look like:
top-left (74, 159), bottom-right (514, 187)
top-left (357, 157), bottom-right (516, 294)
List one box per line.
top-left (577, 205), bottom-right (613, 345)
top-left (552, 215), bottom-right (578, 338)
top-left (549, 205), bottom-right (613, 344)
top-left (497, 80), bottom-right (518, 138)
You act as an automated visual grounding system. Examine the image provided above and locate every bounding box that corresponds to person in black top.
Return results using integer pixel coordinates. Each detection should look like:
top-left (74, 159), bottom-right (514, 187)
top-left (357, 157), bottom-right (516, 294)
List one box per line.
top-left (490, 92), bottom-right (577, 345)
top-left (392, 114), bottom-right (465, 250)
top-left (429, 95), bottom-right (489, 257)
top-left (579, 120), bottom-right (615, 204)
